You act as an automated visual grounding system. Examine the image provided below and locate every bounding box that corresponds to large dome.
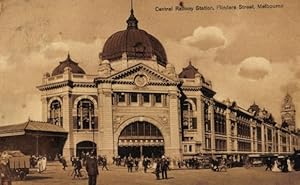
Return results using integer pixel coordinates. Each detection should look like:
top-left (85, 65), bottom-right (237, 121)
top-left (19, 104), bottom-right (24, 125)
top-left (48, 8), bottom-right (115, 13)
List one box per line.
top-left (101, 9), bottom-right (167, 66)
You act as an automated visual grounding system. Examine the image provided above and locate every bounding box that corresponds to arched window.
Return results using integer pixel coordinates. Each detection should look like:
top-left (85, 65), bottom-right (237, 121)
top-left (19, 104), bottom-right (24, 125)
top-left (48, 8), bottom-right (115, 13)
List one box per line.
top-left (77, 99), bottom-right (95, 129)
top-left (49, 100), bottom-right (62, 127)
top-left (119, 121), bottom-right (163, 139)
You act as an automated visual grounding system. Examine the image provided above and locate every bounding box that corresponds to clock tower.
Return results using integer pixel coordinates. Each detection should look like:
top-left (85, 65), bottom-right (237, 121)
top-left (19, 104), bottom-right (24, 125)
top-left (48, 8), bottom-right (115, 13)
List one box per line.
top-left (281, 93), bottom-right (296, 131)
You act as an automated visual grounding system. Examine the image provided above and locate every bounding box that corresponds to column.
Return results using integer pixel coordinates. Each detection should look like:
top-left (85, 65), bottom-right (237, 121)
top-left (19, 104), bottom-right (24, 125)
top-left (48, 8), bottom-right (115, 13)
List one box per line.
top-left (271, 129), bottom-right (274, 152)
top-left (209, 101), bottom-right (215, 153)
top-left (250, 125), bottom-right (254, 153)
top-left (233, 122), bottom-right (238, 152)
top-left (41, 96), bottom-right (48, 122)
top-left (261, 124), bottom-right (265, 153)
top-left (197, 96), bottom-right (206, 152)
top-left (62, 92), bottom-right (74, 159)
top-left (277, 130), bottom-right (281, 153)
top-left (289, 134), bottom-right (292, 153)
top-left (98, 84), bottom-right (114, 161)
top-left (166, 91), bottom-right (181, 160)
top-left (225, 108), bottom-right (231, 152)
top-left (253, 126), bottom-right (257, 152)
top-left (196, 96), bottom-right (204, 151)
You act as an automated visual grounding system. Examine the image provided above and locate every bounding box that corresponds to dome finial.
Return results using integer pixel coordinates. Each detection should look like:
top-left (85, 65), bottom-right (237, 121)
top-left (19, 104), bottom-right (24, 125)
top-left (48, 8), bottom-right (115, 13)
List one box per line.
top-left (127, 0), bottom-right (138, 29)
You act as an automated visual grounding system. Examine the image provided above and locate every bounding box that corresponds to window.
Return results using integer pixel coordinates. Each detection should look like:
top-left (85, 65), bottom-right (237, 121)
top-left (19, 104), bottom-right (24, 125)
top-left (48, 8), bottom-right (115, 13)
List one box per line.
top-left (189, 145), bottom-right (192, 152)
top-left (216, 139), bottom-right (226, 151)
top-left (154, 94), bottom-right (161, 103)
top-left (117, 93), bottom-right (125, 103)
top-left (238, 141), bottom-right (251, 152)
top-left (142, 93), bottom-right (150, 103)
top-left (183, 101), bottom-right (197, 130)
top-left (214, 111), bottom-right (226, 135)
top-left (130, 93), bottom-right (138, 103)
top-left (77, 99), bottom-right (94, 129)
top-left (184, 145), bottom-right (187, 152)
top-left (49, 100), bottom-right (62, 127)
top-left (191, 118), bottom-right (197, 129)
top-left (257, 127), bottom-right (262, 141)
top-left (267, 129), bottom-right (272, 141)
top-left (204, 102), bottom-right (211, 132)
top-left (205, 137), bottom-right (211, 149)
top-left (119, 121), bottom-right (163, 138)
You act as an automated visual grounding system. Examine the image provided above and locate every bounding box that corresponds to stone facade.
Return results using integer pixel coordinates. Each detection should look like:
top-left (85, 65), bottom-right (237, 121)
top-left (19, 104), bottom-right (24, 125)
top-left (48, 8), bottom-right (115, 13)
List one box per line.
top-left (37, 9), bottom-right (300, 161)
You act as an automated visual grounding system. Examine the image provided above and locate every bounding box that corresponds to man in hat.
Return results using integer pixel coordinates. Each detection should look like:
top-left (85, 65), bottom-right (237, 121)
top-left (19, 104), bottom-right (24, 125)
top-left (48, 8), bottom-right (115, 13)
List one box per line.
top-left (86, 151), bottom-right (99, 185)
top-left (161, 155), bottom-right (168, 179)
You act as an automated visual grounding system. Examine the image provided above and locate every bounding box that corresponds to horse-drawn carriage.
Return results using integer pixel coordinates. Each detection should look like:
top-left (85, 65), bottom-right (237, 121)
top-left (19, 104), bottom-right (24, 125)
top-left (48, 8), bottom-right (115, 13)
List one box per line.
top-left (1, 151), bottom-right (30, 180)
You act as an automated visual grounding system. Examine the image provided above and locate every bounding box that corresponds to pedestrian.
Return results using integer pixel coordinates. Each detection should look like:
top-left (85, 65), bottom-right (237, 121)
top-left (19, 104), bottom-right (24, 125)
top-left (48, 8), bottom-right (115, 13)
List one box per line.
top-left (73, 157), bottom-right (82, 179)
top-left (86, 152), bottom-right (99, 185)
top-left (0, 152), bottom-right (12, 185)
top-left (134, 158), bottom-right (139, 171)
top-left (59, 156), bottom-right (68, 170)
top-left (287, 157), bottom-right (293, 172)
top-left (281, 157), bottom-right (288, 172)
top-left (101, 156), bottom-right (109, 171)
top-left (219, 158), bottom-right (227, 172)
top-left (127, 156), bottom-right (133, 172)
top-left (161, 156), bottom-right (168, 179)
top-left (265, 157), bottom-right (272, 171)
top-left (155, 159), bottom-right (161, 180)
top-left (143, 157), bottom-right (149, 173)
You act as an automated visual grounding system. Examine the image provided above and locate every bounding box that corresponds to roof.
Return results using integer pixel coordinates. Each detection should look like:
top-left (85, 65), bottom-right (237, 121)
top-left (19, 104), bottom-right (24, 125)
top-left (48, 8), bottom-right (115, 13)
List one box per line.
top-left (0, 120), bottom-right (67, 137)
top-left (101, 9), bottom-right (167, 66)
top-left (52, 54), bottom-right (86, 76)
top-left (179, 62), bottom-right (200, 78)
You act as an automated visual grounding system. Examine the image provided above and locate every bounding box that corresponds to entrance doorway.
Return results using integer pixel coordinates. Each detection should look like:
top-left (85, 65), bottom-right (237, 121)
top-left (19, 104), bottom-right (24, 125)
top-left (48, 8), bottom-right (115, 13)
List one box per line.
top-left (118, 146), bottom-right (164, 158)
top-left (118, 121), bottom-right (164, 158)
top-left (76, 141), bottom-right (97, 158)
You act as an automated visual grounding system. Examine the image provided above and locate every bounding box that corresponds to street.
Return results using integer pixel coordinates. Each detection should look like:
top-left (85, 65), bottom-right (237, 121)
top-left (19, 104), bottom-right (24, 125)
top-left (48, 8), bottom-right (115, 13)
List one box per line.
top-left (13, 162), bottom-right (300, 185)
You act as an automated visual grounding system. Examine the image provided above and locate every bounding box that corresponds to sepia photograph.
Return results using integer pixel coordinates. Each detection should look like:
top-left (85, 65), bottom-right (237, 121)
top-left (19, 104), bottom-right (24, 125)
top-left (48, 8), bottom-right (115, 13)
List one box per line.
top-left (0, 0), bottom-right (299, 185)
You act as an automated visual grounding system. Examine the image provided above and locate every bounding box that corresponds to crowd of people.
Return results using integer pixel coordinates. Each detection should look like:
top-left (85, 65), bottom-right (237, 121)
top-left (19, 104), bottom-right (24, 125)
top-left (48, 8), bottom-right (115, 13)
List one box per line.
top-left (265, 156), bottom-right (294, 172)
top-left (29, 155), bottom-right (47, 173)
top-left (1, 149), bottom-right (300, 185)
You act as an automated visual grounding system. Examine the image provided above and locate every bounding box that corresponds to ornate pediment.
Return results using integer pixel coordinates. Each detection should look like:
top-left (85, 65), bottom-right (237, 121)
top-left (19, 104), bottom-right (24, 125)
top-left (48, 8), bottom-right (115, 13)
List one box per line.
top-left (95, 63), bottom-right (179, 86)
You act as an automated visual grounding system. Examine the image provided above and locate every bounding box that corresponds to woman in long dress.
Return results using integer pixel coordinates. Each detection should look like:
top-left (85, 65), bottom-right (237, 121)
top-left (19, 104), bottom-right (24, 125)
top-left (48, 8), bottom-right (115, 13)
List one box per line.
top-left (272, 160), bottom-right (281, 172)
top-left (41, 157), bottom-right (47, 172)
top-left (287, 158), bottom-right (293, 172)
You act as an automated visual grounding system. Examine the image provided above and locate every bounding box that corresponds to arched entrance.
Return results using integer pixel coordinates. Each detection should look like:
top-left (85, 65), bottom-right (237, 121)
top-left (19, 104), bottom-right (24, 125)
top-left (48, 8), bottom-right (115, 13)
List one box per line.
top-left (76, 141), bottom-right (97, 158)
top-left (118, 121), bottom-right (164, 158)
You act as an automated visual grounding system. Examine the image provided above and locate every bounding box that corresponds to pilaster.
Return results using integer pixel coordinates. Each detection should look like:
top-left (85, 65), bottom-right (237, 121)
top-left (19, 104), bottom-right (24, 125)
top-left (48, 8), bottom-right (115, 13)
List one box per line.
top-left (166, 91), bottom-right (181, 159)
top-left (209, 101), bottom-right (215, 153)
top-left (225, 108), bottom-right (231, 151)
top-left (98, 84), bottom-right (114, 161)
top-left (41, 96), bottom-right (48, 122)
top-left (261, 124), bottom-right (265, 153)
top-left (62, 91), bottom-right (74, 159)
top-left (277, 130), bottom-right (281, 153)
top-left (250, 125), bottom-right (254, 152)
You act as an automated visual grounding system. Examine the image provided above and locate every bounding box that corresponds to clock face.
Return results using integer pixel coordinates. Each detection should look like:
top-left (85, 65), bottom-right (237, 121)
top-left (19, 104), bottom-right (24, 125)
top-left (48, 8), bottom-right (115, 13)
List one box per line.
top-left (134, 74), bottom-right (148, 87)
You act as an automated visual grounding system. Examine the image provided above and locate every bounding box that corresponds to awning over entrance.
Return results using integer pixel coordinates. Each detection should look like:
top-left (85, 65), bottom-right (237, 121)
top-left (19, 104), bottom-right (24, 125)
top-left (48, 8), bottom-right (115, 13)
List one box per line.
top-left (118, 139), bottom-right (164, 146)
top-left (118, 121), bottom-right (165, 158)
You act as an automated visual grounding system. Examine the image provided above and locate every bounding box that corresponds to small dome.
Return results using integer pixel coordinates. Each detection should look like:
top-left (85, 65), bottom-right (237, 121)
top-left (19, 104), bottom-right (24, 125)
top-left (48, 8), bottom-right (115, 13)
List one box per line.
top-left (52, 54), bottom-right (86, 76)
top-left (248, 102), bottom-right (260, 116)
top-left (101, 9), bottom-right (167, 66)
top-left (179, 61), bottom-right (200, 78)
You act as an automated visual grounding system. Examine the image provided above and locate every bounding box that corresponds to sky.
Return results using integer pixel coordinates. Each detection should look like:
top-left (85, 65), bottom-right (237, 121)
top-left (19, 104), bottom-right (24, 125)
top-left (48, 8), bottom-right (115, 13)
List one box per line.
top-left (0, 0), bottom-right (299, 128)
